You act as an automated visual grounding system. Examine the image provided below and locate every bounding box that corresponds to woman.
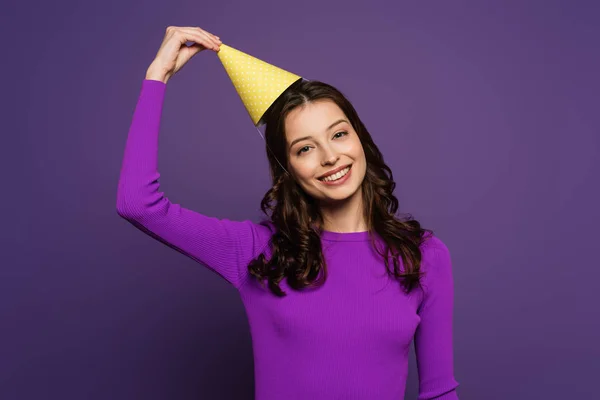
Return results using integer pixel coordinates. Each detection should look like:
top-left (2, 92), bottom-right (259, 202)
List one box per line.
top-left (117, 25), bottom-right (459, 399)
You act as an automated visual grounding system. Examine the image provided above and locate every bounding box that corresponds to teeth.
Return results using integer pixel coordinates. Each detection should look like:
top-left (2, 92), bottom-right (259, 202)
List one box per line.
top-left (321, 167), bottom-right (350, 182)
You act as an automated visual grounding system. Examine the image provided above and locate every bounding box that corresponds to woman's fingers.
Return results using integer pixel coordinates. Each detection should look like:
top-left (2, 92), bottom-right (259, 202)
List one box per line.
top-left (180, 27), bottom-right (222, 51)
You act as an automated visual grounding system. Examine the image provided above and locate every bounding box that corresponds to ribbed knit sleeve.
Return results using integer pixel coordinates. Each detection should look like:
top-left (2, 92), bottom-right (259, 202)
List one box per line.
top-left (116, 79), bottom-right (272, 289)
top-left (414, 237), bottom-right (460, 399)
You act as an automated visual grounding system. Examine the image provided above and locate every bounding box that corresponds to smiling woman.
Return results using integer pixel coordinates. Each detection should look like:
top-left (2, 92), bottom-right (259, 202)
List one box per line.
top-left (117, 28), bottom-right (459, 399)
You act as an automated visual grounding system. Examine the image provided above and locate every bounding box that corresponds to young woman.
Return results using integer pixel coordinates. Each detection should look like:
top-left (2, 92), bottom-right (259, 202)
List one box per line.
top-left (117, 25), bottom-right (460, 400)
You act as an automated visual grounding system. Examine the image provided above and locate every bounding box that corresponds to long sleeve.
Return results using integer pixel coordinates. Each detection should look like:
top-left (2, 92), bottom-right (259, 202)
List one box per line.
top-left (116, 79), bottom-right (272, 289)
top-left (414, 237), bottom-right (460, 399)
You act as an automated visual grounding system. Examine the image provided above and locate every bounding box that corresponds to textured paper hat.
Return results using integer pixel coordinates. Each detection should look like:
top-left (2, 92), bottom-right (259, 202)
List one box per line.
top-left (217, 43), bottom-right (302, 126)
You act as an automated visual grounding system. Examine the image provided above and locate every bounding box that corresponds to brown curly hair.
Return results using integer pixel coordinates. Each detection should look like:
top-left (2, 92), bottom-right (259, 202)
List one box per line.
top-left (248, 78), bottom-right (433, 297)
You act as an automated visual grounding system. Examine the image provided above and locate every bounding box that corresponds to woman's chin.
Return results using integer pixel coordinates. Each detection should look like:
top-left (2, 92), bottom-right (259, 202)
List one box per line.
top-left (315, 186), bottom-right (361, 204)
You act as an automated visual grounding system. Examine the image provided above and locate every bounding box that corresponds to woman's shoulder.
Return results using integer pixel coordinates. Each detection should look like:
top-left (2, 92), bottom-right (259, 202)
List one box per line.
top-left (253, 218), bottom-right (277, 244)
top-left (420, 231), bottom-right (449, 253)
top-left (419, 231), bottom-right (452, 275)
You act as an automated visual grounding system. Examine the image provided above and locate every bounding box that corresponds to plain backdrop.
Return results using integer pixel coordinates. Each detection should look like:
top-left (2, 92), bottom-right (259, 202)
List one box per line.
top-left (2, 0), bottom-right (599, 399)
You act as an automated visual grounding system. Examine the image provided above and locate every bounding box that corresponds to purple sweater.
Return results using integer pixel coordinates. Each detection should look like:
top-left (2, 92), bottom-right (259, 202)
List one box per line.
top-left (116, 79), bottom-right (459, 400)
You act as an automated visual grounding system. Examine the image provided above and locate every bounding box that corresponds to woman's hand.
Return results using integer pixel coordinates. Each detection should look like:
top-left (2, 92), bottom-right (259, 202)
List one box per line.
top-left (145, 26), bottom-right (222, 84)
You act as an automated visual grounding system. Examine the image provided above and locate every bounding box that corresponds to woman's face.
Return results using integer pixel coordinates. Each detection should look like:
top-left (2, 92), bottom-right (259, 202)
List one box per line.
top-left (284, 99), bottom-right (367, 204)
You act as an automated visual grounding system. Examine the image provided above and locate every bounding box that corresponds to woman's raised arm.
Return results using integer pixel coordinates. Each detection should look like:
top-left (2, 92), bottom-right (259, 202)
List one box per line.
top-left (116, 27), bottom-right (271, 289)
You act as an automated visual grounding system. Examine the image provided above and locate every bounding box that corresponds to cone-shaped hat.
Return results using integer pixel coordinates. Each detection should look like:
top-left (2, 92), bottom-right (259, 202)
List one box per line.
top-left (217, 43), bottom-right (302, 126)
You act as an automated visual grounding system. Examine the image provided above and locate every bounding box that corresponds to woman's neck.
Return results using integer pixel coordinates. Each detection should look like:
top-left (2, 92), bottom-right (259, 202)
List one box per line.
top-left (318, 190), bottom-right (367, 233)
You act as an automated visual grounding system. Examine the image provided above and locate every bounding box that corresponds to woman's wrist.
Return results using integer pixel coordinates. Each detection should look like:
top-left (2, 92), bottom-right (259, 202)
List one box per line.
top-left (145, 64), bottom-right (169, 84)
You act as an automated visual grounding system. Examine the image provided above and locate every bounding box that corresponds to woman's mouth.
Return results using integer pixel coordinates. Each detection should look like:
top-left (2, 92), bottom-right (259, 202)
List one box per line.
top-left (317, 165), bottom-right (352, 186)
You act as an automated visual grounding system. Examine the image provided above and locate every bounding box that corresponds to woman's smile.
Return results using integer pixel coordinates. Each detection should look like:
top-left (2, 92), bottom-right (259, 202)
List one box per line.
top-left (317, 165), bottom-right (352, 186)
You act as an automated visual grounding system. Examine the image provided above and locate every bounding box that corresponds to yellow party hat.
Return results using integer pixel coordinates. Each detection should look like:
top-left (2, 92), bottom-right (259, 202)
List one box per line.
top-left (217, 43), bottom-right (302, 126)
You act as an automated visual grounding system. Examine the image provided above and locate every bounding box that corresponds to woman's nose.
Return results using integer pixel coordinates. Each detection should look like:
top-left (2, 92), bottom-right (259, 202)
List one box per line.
top-left (321, 148), bottom-right (339, 166)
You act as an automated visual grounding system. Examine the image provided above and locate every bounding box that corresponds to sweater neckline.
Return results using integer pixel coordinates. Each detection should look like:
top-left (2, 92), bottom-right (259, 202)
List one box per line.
top-left (320, 229), bottom-right (371, 242)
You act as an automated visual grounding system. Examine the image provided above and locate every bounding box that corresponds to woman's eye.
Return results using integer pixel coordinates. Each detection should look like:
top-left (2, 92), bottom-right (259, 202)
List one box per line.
top-left (298, 146), bottom-right (310, 155)
top-left (334, 131), bottom-right (348, 139)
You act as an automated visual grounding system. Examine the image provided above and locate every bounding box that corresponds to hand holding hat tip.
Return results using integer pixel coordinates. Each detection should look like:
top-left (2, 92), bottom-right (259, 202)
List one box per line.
top-left (146, 26), bottom-right (222, 84)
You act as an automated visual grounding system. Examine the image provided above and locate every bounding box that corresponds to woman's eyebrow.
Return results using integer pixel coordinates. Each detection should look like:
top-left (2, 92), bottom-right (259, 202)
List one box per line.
top-left (326, 118), bottom-right (349, 131)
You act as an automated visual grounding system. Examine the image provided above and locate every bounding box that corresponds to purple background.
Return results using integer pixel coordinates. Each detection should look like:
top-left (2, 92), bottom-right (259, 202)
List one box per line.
top-left (3, 1), bottom-right (599, 399)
